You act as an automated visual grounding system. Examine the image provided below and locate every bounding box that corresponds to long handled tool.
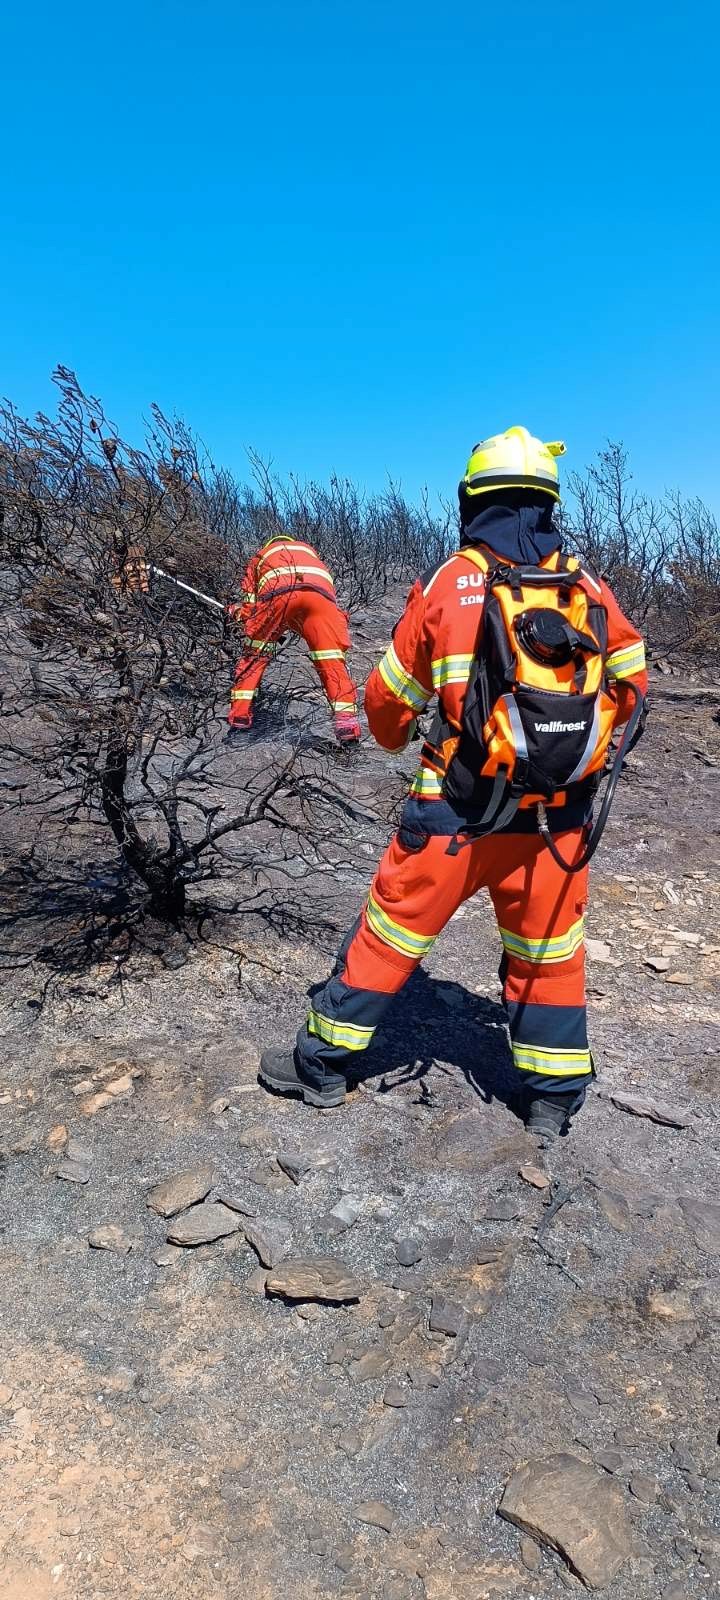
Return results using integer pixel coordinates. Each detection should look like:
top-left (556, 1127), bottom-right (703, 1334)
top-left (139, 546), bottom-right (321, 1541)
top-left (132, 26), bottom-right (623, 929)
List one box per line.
top-left (149, 563), bottom-right (226, 613)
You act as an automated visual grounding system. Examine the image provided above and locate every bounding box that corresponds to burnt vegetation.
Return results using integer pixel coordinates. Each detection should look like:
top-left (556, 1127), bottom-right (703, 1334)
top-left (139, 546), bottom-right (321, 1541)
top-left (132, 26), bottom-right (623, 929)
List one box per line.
top-left (1, 370), bottom-right (718, 993)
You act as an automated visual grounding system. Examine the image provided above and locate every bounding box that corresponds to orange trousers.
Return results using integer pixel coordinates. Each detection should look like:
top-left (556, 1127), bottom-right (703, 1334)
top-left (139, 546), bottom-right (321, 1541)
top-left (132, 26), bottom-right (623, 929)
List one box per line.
top-left (229, 589), bottom-right (358, 725)
top-left (297, 817), bottom-right (592, 1095)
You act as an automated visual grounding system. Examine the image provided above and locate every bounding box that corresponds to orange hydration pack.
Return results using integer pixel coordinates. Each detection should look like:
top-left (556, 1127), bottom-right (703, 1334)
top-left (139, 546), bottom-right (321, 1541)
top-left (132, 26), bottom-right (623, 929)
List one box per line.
top-left (443, 547), bottom-right (644, 868)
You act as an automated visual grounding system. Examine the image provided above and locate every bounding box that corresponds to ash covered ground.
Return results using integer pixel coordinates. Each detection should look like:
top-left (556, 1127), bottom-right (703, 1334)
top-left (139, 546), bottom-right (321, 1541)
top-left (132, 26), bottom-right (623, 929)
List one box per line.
top-left (1, 625), bottom-right (719, 1600)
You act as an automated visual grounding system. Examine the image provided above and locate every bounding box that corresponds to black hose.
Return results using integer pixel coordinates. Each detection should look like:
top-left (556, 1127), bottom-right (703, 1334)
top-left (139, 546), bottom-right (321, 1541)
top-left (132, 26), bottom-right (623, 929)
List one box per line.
top-left (538, 681), bottom-right (646, 874)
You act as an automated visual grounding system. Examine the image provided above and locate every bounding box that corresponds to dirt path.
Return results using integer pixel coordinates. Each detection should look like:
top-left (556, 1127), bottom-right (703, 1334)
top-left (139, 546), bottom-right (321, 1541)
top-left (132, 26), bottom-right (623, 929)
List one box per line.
top-left (1, 669), bottom-right (719, 1599)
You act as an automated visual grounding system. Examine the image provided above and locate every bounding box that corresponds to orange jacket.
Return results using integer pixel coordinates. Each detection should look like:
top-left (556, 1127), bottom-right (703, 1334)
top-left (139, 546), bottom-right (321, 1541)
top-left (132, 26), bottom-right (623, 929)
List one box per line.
top-left (238, 536), bottom-right (337, 630)
top-left (365, 545), bottom-right (648, 804)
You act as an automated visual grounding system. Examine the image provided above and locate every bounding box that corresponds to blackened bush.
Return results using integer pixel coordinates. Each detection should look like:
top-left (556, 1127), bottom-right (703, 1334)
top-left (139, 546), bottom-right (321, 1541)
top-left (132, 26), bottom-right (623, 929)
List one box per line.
top-left (0, 371), bottom-right (348, 939)
top-left (563, 443), bottom-right (720, 660)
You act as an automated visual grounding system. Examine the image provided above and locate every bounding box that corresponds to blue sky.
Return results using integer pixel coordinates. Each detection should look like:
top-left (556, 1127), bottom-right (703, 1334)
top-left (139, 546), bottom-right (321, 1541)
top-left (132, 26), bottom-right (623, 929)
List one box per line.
top-left (1, 0), bottom-right (718, 509)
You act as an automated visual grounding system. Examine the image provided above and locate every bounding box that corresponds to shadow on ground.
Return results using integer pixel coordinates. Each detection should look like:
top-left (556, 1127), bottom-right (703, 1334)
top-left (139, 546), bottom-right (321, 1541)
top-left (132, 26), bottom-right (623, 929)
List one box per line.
top-left (343, 968), bottom-right (520, 1117)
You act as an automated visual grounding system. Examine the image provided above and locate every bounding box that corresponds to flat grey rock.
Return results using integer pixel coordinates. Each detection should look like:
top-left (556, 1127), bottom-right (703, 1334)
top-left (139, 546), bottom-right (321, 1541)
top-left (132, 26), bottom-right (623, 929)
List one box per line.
top-left (383, 1382), bottom-right (407, 1407)
top-left (483, 1197), bottom-right (523, 1221)
top-left (596, 1448), bottom-right (630, 1475)
top-left (677, 1195), bottom-right (720, 1253)
top-left (629, 1472), bottom-right (658, 1503)
top-left (88, 1224), bottom-right (133, 1254)
top-left (153, 1245), bottom-right (182, 1267)
top-left (608, 1091), bottom-right (691, 1128)
top-left (56, 1158), bottom-right (90, 1184)
top-left (320, 1195), bottom-right (360, 1234)
top-left (395, 1236), bottom-right (422, 1266)
top-left (389, 1305), bottom-right (423, 1345)
top-left (349, 1348), bottom-right (391, 1382)
top-left (265, 1257), bottom-right (362, 1303)
top-left (66, 1137), bottom-right (92, 1163)
top-left (500, 1451), bottom-right (633, 1588)
top-left (408, 1367), bottom-right (441, 1389)
top-left (276, 1150), bottom-right (312, 1184)
top-left (146, 1164), bottom-right (214, 1218)
top-left (217, 1191), bottom-right (258, 1218)
top-left (429, 1296), bottom-right (466, 1337)
top-left (566, 1383), bottom-right (601, 1420)
top-left (167, 1202), bottom-right (244, 1247)
top-left (354, 1500), bottom-right (395, 1532)
top-left (243, 1216), bottom-right (292, 1268)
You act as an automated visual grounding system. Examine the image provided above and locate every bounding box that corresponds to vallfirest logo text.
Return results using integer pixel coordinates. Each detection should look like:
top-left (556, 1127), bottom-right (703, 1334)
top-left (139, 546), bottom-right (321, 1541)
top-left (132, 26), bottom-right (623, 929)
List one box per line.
top-left (534, 718), bottom-right (587, 733)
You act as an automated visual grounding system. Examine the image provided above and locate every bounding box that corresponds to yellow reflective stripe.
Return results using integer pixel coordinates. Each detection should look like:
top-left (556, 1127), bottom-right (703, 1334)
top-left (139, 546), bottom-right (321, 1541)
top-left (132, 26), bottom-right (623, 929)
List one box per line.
top-left (247, 639), bottom-right (275, 653)
top-left (307, 1008), bottom-right (374, 1051)
top-left (606, 642), bottom-right (646, 679)
top-left (260, 538), bottom-right (320, 559)
top-left (309, 648), bottom-right (345, 660)
top-left (230, 689), bottom-right (256, 701)
top-left (331, 700), bottom-right (357, 711)
top-left (431, 653), bottom-right (474, 689)
top-left (499, 917), bottom-right (585, 964)
top-left (377, 643), bottom-right (431, 713)
top-left (242, 591), bottom-right (256, 602)
top-left (366, 894), bottom-right (436, 960)
top-left (257, 564), bottom-right (334, 590)
top-left (512, 1044), bottom-right (593, 1077)
top-left (410, 768), bottom-right (444, 797)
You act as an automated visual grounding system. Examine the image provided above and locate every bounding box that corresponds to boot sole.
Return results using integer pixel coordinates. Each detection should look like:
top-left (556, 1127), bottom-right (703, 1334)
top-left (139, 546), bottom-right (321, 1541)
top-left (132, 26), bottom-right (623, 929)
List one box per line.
top-left (258, 1067), bottom-right (346, 1108)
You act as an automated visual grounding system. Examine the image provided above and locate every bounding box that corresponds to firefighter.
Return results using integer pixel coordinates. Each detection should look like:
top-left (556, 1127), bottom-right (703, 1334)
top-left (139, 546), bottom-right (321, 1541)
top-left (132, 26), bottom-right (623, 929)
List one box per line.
top-left (110, 542), bottom-right (150, 593)
top-left (259, 427), bottom-right (649, 1140)
top-left (227, 535), bottom-right (361, 744)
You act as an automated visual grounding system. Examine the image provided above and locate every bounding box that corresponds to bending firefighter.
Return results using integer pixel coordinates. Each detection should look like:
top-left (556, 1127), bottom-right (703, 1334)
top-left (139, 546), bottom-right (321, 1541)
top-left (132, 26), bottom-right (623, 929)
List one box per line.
top-left (259, 426), bottom-right (648, 1140)
top-left (227, 536), bottom-right (361, 745)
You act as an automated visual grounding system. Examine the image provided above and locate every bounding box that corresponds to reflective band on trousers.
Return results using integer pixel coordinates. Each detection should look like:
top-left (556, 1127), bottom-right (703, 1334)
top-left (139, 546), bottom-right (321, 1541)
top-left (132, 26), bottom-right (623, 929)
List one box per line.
top-left (365, 894), bottom-right (437, 961)
top-left (499, 916), bottom-right (585, 964)
top-left (606, 642), bottom-right (646, 679)
top-left (310, 648), bottom-right (346, 660)
top-left (431, 653), bottom-right (474, 689)
top-left (231, 689), bottom-right (256, 701)
top-left (307, 1008), bottom-right (375, 1051)
top-left (377, 643), bottom-right (430, 713)
top-left (512, 1043), bottom-right (593, 1077)
top-left (410, 768), bottom-right (444, 798)
top-left (331, 700), bottom-right (357, 712)
top-left (246, 639), bottom-right (276, 654)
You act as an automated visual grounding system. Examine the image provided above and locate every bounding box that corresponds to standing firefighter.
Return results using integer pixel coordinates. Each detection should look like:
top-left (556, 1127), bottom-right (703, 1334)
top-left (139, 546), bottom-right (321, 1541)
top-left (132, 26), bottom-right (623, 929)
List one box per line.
top-left (227, 535), bottom-right (361, 744)
top-left (259, 427), bottom-right (648, 1140)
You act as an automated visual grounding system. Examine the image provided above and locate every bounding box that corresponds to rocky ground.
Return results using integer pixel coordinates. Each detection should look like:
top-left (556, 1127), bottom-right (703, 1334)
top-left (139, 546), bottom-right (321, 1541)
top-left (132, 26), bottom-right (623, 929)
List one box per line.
top-left (1, 633), bottom-right (719, 1600)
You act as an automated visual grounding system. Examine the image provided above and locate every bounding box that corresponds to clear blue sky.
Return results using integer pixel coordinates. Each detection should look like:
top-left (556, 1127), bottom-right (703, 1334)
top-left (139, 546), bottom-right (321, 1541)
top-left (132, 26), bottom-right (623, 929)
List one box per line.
top-left (1, 0), bottom-right (718, 510)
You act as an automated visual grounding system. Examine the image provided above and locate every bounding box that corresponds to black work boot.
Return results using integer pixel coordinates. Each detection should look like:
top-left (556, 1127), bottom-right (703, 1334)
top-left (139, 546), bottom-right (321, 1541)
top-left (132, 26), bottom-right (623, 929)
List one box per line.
top-left (525, 1090), bottom-right (582, 1143)
top-left (259, 1045), bottom-right (347, 1108)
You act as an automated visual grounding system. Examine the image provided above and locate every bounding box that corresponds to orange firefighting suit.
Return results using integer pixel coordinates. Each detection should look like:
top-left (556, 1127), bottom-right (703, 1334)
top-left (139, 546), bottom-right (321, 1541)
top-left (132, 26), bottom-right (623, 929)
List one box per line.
top-left (295, 504), bottom-right (648, 1098)
top-left (228, 536), bottom-right (358, 725)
